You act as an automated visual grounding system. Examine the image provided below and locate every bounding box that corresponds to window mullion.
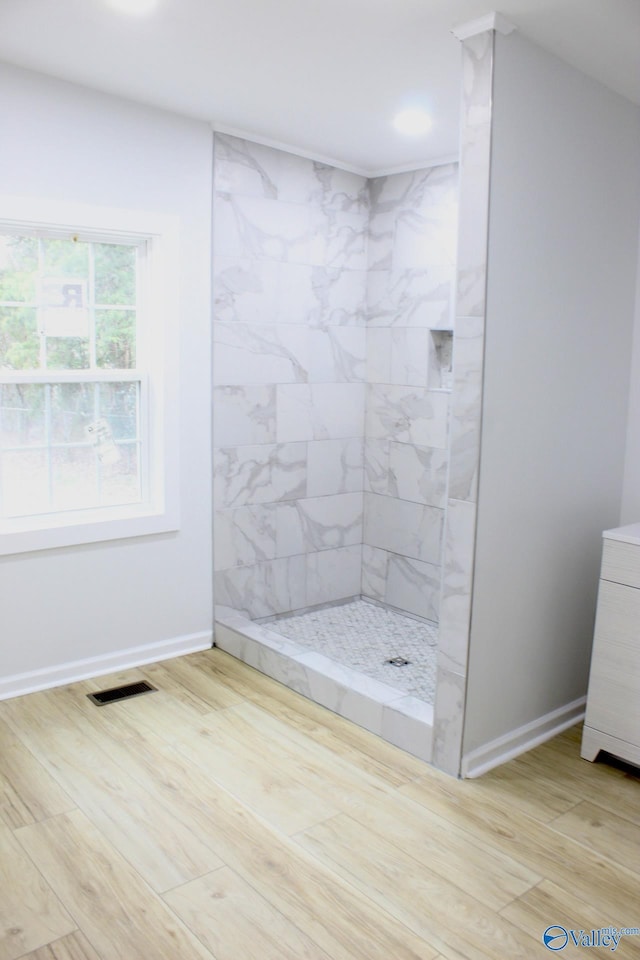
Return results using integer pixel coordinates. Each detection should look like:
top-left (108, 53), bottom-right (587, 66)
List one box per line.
top-left (0, 370), bottom-right (142, 385)
top-left (94, 382), bottom-right (102, 505)
top-left (136, 378), bottom-right (144, 503)
top-left (44, 383), bottom-right (53, 511)
top-left (88, 242), bottom-right (97, 369)
top-left (37, 238), bottom-right (46, 370)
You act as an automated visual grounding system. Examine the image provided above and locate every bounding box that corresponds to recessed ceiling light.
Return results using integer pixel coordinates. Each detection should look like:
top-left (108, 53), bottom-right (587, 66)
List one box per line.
top-left (106, 0), bottom-right (158, 16)
top-left (393, 108), bottom-right (433, 137)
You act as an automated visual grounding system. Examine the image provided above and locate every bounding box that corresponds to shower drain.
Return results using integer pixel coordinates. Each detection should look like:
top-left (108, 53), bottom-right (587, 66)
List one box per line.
top-left (385, 656), bottom-right (411, 667)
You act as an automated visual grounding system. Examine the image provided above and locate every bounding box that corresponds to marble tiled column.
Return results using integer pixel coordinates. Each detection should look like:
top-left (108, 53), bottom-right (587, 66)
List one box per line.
top-left (432, 29), bottom-right (495, 775)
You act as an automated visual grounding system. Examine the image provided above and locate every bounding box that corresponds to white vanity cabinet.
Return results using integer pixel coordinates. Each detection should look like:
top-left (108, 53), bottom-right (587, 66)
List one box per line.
top-left (581, 523), bottom-right (640, 766)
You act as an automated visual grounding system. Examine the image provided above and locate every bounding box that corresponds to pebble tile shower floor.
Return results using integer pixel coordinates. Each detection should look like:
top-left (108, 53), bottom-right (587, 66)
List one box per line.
top-left (274, 599), bottom-right (438, 703)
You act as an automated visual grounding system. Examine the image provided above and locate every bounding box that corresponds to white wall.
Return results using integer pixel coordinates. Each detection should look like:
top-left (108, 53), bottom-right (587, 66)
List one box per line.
top-left (621, 224), bottom-right (640, 523)
top-left (0, 64), bottom-right (213, 688)
top-left (463, 33), bottom-right (640, 756)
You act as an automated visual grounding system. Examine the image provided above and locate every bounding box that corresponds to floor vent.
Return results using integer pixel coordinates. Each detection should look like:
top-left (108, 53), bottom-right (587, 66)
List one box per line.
top-left (386, 656), bottom-right (411, 667)
top-left (87, 680), bottom-right (157, 706)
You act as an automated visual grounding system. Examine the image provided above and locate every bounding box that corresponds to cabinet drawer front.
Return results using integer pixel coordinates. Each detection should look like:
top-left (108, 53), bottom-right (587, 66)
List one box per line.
top-left (601, 538), bottom-right (640, 589)
top-left (585, 580), bottom-right (640, 746)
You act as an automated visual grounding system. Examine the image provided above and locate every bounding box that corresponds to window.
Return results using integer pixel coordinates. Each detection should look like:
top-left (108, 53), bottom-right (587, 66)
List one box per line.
top-left (1, 233), bottom-right (143, 517)
top-left (0, 198), bottom-right (179, 555)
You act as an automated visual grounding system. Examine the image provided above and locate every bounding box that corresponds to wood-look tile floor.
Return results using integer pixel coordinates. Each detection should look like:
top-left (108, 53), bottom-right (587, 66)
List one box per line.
top-left (0, 648), bottom-right (638, 960)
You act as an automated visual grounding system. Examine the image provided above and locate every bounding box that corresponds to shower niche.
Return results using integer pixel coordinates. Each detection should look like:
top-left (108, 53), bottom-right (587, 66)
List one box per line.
top-left (212, 131), bottom-right (459, 763)
top-left (430, 330), bottom-right (454, 391)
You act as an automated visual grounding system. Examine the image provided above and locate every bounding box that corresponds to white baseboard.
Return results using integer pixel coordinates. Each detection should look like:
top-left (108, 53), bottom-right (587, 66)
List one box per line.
top-left (0, 631), bottom-right (213, 701)
top-left (461, 696), bottom-right (587, 778)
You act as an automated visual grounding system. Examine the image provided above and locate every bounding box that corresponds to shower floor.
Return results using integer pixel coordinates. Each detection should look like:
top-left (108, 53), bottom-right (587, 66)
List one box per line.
top-left (274, 600), bottom-right (438, 703)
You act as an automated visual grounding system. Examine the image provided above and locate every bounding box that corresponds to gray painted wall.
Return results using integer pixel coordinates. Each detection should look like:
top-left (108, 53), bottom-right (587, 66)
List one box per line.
top-left (0, 64), bottom-right (213, 685)
top-left (463, 32), bottom-right (640, 755)
top-left (621, 224), bottom-right (640, 524)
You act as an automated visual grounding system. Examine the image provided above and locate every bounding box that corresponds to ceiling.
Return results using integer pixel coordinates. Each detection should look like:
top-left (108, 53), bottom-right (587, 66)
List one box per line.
top-left (0, 0), bottom-right (638, 174)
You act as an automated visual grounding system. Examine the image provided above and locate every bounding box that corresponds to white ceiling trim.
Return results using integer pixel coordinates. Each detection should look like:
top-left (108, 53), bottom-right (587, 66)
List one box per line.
top-left (367, 155), bottom-right (460, 179)
top-left (213, 123), bottom-right (460, 180)
top-left (212, 122), bottom-right (371, 177)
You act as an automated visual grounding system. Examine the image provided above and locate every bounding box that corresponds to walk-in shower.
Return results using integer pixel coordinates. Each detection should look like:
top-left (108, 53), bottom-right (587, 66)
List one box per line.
top-left (212, 132), bottom-right (458, 762)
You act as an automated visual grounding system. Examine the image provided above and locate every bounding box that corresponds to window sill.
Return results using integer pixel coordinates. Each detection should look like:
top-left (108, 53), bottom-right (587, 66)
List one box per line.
top-left (0, 502), bottom-right (179, 556)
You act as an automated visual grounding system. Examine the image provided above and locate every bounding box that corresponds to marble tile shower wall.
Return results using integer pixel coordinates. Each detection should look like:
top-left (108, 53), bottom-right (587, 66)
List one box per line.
top-left (213, 134), bottom-right (369, 618)
top-left (213, 134), bottom-right (458, 623)
top-left (362, 165), bottom-right (458, 621)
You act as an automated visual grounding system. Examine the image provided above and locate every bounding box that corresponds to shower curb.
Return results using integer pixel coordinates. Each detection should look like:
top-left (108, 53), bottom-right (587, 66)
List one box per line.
top-left (214, 605), bottom-right (433, 763)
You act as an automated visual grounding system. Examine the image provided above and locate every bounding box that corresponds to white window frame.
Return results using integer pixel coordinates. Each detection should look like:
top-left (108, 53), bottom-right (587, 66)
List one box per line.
top-left (0, 196), bottom-right (180, 555)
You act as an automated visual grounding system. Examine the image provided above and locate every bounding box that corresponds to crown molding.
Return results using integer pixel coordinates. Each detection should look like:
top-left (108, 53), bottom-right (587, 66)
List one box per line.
top-left (367, 154), bottom-right (459, 178)
top-left (213, 124), bottom-right (460, 180)
top-left (212, 123), bottom-right (370, 177)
